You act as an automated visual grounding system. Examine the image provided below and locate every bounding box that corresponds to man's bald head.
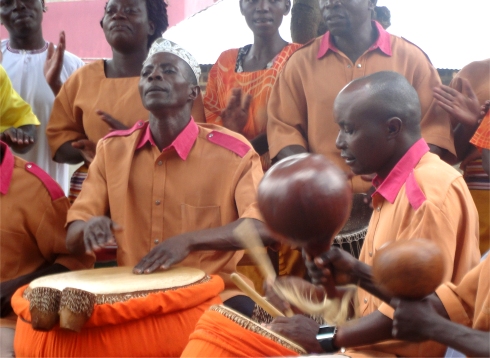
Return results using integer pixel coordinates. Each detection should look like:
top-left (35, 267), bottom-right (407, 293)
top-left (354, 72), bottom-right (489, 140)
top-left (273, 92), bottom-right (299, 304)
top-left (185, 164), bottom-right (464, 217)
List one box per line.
top-left (335, 71), bottom-right (422, 134)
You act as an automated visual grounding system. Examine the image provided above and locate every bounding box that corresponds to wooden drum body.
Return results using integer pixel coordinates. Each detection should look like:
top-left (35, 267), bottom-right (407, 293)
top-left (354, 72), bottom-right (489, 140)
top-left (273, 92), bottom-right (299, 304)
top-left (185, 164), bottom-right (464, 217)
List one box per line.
top-left (12, 267), bottom-right (223, 357)
top-left (181, 305), bottom-right (307, 357)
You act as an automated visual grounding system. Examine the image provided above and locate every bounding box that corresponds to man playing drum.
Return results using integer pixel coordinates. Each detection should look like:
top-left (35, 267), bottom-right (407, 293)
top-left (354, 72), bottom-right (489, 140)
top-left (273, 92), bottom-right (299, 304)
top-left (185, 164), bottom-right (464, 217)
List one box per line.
top-left (265, 72), bottom-right (481, 357)
top-left (65, 38), bottom-right (274, 317)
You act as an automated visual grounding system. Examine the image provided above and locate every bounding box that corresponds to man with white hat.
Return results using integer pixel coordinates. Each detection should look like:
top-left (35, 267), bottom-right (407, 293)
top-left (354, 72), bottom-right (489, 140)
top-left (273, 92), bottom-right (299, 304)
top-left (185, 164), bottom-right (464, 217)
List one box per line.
top-left (65, 38), bottom-right (272, 316)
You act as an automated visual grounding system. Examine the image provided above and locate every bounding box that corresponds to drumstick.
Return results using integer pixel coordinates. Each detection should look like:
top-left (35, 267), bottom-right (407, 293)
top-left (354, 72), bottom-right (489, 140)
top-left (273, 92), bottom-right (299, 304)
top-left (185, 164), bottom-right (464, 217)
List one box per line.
top-left (233, 220), bottom-right (294, 317)
top-left (230, 273), bottom-right (285, 318)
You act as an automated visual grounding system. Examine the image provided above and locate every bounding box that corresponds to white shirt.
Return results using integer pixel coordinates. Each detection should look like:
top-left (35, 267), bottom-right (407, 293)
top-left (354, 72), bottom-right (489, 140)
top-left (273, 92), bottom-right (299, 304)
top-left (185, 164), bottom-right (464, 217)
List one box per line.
top-left (1, 39), bottom-right (84, 193)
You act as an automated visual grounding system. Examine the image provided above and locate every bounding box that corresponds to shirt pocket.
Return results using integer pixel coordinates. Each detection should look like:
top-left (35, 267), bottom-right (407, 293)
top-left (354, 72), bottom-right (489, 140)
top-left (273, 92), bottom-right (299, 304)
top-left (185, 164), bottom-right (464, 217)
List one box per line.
top-left (0, 230), bottom-right (25, 280)
top-left (180, 204), bottom-right (221, 233)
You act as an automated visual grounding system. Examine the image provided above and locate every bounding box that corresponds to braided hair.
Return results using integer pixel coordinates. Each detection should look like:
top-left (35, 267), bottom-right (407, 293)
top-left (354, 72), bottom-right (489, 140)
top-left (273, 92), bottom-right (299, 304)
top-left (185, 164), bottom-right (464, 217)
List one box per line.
top-left (100, 0), bottom-right (168, 49)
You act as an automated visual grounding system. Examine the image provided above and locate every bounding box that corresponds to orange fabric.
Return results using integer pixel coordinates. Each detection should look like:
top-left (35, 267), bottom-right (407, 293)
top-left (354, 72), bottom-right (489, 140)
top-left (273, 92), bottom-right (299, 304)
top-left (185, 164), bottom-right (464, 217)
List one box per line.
top-left (267, 31), bottom-right (453, 193)
top-left (12, 275), bottom-right (224, 357)
top-left (355, 152), bottom-right (480, 357)
top-left (46, 60), bottom-right (149, 155)
top-left (436, 255), bottom-right (490, 332)
top-left (67, 122), bottom-right (264, 301)
top-left (204, 44), bottom-right (301, 171)
top-left (181, 309), bottom-right (301, 357)
top-left (471, 112), bottom-right (490, 150)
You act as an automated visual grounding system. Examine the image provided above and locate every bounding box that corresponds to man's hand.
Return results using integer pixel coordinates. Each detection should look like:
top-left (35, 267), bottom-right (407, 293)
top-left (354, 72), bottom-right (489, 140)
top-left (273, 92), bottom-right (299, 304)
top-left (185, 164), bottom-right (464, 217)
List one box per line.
top-left (133, 236), bottom-right (191, 274)
top-left (266, 315), bottom-right (323, 353)
top-left (1, 126), bottom-right (35, 153)
top-left (391, 296), bottom-right (440, 342)
top-left (434, 79), bottom-right (480, 129)
top-left (97, 110), bottom-right (129, 131)
top-left (71, 139), bottom-right (96, 165)
top-left (44, 31), bottom-right (65, 96)
top-left (220, 88), bottom-right (251, 133)
top-left (83, 216), bottom-right (121, 253)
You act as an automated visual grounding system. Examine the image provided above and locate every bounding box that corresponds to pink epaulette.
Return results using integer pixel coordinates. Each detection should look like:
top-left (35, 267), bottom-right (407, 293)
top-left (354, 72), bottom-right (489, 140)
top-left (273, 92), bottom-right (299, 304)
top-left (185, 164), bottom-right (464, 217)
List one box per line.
top-left (25, 163), bottom-right (65, 201)
top-left (103, 120), bottom-right (146, 140)
top-left (206, 131), bottom-right (251, 158)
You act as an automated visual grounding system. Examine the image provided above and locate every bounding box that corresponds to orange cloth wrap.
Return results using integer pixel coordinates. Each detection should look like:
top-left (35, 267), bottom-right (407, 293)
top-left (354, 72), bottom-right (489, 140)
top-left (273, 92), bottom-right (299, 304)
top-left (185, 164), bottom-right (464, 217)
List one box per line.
top-left (12, 275), bottom-right (224, 357)
top-left (181, 310), bottom-right (301, 357)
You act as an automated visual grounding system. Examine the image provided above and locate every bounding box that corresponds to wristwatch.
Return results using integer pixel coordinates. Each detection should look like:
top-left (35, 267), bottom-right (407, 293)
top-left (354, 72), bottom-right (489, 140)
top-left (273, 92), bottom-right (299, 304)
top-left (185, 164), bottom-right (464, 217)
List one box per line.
top-left (316, 324), bottom-right (338, 353)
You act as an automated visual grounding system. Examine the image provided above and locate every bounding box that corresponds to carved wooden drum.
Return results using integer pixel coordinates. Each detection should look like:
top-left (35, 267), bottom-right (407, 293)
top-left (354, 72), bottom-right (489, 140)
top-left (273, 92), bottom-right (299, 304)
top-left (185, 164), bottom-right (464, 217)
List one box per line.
top-left (181, 305), bottom-right (307, 357)
top-left (12, 267), bottom-right (223, 357)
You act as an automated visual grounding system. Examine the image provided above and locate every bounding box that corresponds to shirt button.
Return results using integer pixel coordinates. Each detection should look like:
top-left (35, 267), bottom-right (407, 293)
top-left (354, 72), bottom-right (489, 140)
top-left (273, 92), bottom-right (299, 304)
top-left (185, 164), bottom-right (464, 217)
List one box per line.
top-left (347, 64), bottom-right (351, 68)
top-left (154, 239), bottom-right (159, 244)
top-left (369, 252), bottom-right (373, 257)
top-left (26, 164), bottom-right (32, 169)
top-left (376, 206), bottom-right (381, 212)
top-left (357, 64), bottom-right (362, 68)
top-left (364, 298), bottom-right (368, 303)
top-left (157, 161), bottom-right (163, 166)
top-left (155, 200), bottom-right (161, 205)
top-left (208, 133), bottom-right (214, 138)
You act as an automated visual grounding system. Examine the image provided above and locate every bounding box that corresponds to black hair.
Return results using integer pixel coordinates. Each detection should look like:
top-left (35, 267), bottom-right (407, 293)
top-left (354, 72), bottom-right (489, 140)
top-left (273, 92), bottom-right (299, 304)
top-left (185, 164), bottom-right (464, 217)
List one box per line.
top-left (100, 0), bottom-right (168, 49)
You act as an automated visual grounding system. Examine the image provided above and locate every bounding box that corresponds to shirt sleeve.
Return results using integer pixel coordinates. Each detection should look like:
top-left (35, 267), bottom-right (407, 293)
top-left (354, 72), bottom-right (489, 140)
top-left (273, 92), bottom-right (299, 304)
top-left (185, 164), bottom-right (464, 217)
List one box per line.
top-left (67, 140), bottom-right (110, 223)
top-left (36, 195), bottom-right (95, 270)
top-left (266, 59), bottom-right (309, 159)
top-left (232, 149), bottom-right (264, 221)
top-left (0, 66), bottom-right (40, 131)
top-left (46, 76), bottom-right (87, 158)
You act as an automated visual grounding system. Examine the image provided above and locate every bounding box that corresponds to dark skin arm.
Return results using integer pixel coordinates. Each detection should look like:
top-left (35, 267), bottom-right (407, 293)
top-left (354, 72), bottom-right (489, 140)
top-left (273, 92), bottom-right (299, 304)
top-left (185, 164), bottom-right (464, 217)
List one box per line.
top-left (44, 31), bottom-right (65, 96)
top-left (67, 217), bottom-right (275, 274)
top-left (1, 263), bottom-right (69, 317)
top-left (483, 148), bottom-right (490, 176)
top-left (392, 297), bottom-right (489, 357)
top-left (1, 125), bottom-right (36, 154)
top-left (250, 132), bottom-right (268, 156)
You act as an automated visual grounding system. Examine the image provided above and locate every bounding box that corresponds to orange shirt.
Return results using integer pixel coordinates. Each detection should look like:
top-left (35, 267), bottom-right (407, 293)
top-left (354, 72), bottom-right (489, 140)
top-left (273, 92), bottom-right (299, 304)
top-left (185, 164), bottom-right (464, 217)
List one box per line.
top-left (471, 112), bottom-right (490, 150)
top-left (46, 60), bottom-right (149, 156)
top-left (267, 22), bottom-right (454, 193)
top-left (436, 255), bottom-right (489, 332)
top-left (352, 140), bottom-right (480, 357)
top-left (0, 142), bottom-right (94, 327)
top-left (67, 119), bottom-right (264, 301)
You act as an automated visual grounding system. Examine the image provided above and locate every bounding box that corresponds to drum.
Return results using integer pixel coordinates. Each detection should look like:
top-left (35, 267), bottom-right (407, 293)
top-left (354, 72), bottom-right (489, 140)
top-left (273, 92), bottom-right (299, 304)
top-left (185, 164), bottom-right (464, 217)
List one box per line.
top-left (12, 267), bottom-right (223, 357)
top-left (181, 305), bottom-right (307, 357)
top-left (332, 193), bottom-right (372, 258)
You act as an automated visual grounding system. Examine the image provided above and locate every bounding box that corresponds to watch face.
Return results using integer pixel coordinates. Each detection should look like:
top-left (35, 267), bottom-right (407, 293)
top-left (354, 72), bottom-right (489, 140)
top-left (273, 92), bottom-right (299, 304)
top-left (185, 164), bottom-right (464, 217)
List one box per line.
top-left (317, 325), bottom-right (336, 340)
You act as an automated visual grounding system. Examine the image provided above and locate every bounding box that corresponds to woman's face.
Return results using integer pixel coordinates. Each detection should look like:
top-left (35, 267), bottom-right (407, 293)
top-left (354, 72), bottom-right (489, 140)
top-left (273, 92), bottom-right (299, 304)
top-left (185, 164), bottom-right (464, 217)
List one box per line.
top-left (101, 0), bottom-right (154, 52)
top-left (240, 0), bottom-right (290, 37)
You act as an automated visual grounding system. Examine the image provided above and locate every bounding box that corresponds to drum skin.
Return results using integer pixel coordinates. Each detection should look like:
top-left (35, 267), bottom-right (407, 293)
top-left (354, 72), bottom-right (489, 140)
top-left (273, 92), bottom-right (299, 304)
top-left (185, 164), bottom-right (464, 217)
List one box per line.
top-left (12, 275), bottom-right (224, 357)
top-left (181, 307), bottom-right (305, 357)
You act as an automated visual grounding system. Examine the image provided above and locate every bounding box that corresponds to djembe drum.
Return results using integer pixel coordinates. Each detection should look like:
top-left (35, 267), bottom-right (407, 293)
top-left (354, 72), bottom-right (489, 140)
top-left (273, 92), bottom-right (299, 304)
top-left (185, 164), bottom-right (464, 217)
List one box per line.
top-left (332, 193), bottom-right (372, 258)
top-left (12, 267), bottom-right (223, 357)
top-left (181, 305), bottom-right (307, 357)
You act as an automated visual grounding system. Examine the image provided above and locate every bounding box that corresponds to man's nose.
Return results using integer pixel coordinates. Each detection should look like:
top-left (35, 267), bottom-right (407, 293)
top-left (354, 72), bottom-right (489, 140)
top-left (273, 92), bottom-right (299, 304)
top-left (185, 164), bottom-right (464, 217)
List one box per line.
top-left (255, 0), bottom-right (270, 12)
top-left (13, 0), bottom-right (27, 10)
top-left (320, 0), bottom-right (342, 9)
top-left (335, 131), bottom-right (345, 150)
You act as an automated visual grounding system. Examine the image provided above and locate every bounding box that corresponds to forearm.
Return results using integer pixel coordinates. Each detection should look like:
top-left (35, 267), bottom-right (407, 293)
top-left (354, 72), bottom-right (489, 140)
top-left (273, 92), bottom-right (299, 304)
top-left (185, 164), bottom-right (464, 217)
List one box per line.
top-left (10, 264), bottom-right (69, 287)
top-left (334, 310), bottom-right (393, 348)
top-left (188, 218), bottom-right (275, 251)
top-left (482, 149), bottom-right (490, 175)
top-left (66, 220), bottom-right (87, 254)
top-left (425, 315), bottom-right (489, 357)
top-left (352, 261), bottom-right (392, 304)
top-left (273, 145), bottom-right (307, 163)
top-left (453, 123), bottom-right (478, 161)
top-left (53, 141), bottom-right (84, 164)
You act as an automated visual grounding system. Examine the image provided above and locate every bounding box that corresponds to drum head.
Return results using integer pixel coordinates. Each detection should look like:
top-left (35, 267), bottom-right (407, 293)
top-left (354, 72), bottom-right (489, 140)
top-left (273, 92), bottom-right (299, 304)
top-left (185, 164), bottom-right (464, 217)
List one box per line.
top-left (28, 266), bottom-right (206, 294)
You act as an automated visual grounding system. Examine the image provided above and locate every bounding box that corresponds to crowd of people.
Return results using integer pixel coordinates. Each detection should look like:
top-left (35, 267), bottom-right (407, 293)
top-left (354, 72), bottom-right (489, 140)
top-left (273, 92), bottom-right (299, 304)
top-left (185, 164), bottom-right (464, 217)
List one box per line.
top-left (1, 0), bottom-right (489, 356)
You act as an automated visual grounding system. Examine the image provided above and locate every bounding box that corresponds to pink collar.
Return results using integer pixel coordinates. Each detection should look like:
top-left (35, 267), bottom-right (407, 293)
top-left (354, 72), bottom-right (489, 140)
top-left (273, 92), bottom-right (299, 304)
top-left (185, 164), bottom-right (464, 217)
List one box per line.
top-left (317, 21), bottom-right (392, 59)
top-left (372, 138), bottom-right (429, 210)
top-left (136, 118), bottom-right (198, 161)
top-left (0, 142), bottom-right (14, 195)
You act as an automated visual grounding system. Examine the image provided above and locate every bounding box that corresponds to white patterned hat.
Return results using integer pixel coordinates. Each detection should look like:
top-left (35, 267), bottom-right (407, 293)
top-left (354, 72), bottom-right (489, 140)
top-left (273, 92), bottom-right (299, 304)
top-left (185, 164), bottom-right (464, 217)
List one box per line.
top-left (145, 38), bottom-right (201, 83)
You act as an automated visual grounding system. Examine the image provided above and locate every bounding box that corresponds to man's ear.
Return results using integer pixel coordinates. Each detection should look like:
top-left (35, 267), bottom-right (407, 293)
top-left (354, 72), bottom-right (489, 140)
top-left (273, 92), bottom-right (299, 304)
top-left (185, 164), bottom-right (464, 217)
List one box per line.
top-left (239, 0), bottom-right (244, 16)
top-left (386, 117), bottom-right (402, 139)
top-left (148, 20), bottom-right (155, 36)
top-left (284, 0), bottom-right (292, 16)
top-left (368, 0), bottom-right (377, 11)
top-left (189, 85), bottom-right (200, 102)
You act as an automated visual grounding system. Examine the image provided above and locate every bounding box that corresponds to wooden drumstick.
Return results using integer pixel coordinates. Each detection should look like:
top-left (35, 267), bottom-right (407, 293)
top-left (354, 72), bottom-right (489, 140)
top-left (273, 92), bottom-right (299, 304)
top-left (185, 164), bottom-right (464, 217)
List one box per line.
top-left (234, 220), bottom-right (294, 317)
top-left (230, 273), bottom-right (285, 318)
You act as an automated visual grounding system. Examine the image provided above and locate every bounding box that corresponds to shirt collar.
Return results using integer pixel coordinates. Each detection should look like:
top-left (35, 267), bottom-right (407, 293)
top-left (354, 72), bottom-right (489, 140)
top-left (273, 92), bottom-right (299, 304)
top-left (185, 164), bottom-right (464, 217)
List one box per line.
top-left (317, 21), bottom-right (392, 59)
top-left (372, 138), bottom-right (429, 210)
top-left (0, 142), bottom-right (14, 195)
top-left (136, 117), bottom-right (198, 161)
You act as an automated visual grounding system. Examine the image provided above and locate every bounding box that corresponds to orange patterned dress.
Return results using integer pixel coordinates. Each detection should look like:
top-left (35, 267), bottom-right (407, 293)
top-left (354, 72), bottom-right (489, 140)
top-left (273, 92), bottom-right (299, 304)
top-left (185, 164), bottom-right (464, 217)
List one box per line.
top-left (471, 111), bottom-right (490, 150)
top-left (204, 43), bottom-right (301, 171)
